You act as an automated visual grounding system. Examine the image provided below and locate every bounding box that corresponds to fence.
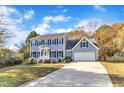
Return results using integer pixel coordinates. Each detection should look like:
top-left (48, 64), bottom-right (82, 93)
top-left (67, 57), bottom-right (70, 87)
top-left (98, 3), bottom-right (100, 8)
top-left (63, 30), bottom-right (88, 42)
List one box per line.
top-left (100, 56), bottom-right (124, 61)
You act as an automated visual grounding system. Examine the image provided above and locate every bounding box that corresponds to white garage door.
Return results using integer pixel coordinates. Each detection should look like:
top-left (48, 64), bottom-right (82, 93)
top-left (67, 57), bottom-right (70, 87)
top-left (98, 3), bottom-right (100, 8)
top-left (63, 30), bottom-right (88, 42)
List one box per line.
top-left (74, 52), bottom-right (96, 61)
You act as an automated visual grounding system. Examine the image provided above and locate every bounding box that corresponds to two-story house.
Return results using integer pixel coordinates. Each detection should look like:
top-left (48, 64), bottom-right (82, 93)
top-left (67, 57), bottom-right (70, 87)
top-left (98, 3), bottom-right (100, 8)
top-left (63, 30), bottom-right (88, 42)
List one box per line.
top-left (30, 33), bottom-right (98, 62)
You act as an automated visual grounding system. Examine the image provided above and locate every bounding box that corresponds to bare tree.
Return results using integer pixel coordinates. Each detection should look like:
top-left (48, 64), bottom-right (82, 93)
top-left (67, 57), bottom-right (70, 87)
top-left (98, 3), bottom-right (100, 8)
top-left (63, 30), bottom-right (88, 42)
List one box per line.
top-left (85, 19), bottom-right (106, 38)
top-left (87, 20), bottom-right (98, 32)
top-left (0, 7), bottom-right (12, 49)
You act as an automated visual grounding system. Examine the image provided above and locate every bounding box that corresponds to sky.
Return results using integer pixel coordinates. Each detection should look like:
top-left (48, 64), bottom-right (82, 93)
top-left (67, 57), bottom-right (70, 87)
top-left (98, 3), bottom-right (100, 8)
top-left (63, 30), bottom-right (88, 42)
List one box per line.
top-left (0, 5), bottom-right (124, 50)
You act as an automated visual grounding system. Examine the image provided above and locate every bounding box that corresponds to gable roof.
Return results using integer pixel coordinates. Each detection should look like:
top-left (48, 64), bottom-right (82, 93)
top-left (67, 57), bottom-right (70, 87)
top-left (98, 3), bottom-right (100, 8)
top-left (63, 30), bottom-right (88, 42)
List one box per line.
top-left (66, 37), bottom-right (98, 50)
top-left (30, 33), bottom-right (67, 41)
top-left (66, 39), bottom-right (80, 50)
top-left (71, 37), bottom-right (99, 50)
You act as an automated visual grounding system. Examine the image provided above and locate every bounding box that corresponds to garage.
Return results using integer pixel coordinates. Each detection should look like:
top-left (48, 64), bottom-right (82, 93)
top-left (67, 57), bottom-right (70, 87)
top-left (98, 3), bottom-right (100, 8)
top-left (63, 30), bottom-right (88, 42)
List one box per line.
top-left (74, 52), bottom-right (96, 61)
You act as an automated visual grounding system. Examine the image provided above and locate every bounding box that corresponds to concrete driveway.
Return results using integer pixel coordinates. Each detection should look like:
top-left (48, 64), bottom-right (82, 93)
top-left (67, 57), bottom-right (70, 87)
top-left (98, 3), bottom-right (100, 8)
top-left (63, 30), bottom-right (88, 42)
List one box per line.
top-left (22, 62), bottom-right (113, 87)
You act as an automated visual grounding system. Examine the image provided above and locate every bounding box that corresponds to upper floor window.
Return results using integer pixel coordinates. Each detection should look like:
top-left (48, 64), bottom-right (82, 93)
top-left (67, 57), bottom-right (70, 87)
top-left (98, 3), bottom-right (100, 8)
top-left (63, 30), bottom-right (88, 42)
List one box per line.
top-left (48, 39), bottom-right (51, 45)
top-left (31, 40), bottom-right (38, 46)
top-left (35, 40), bottom-right (39, 46)
top-left (47, 38), bottom-right (63, 45)
top-left (32, 41), bottom-right (35, 46)
top-left (80, 41), bottom-right (88, 48)
top-left (39, 40), bottom-right (45, 45)
top-left (55, 39), bottom-right (57, 45)
top-left (52, 39), bottom-right (55, 44)
top-left (58, 38), bottom-right (63, 44)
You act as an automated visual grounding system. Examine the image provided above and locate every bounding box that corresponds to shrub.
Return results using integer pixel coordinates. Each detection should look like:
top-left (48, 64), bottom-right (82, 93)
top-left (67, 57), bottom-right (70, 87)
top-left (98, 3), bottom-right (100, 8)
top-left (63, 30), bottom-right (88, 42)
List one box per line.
top-left (57, 58), bottom-right (62, 62)
top-left (44, 59), bottom-right (51, 63)
top-left (63, 56), bottom-right (72, 62)
top-left (14, 57), bottom-right (23, 65)
top-left (0, 58), bottom-right (5, 67)
top-left (28, 58), bottom-right (35, 64)
top-left (39, 59), bottom-right (43, 63)
top-left (4, 57), bottom-right (15, 66)
top-left (0, 57), bottom-right (23, 67)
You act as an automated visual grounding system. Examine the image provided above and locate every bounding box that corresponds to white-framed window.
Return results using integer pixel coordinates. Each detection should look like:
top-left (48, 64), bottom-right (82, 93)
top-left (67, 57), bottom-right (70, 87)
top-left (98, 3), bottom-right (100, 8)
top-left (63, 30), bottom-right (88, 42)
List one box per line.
top-left (32, 40), bottom-right (35, 46)
top-left (52, 39), bottom-right (55, 44)
top-left (58, 51), bottom-right (63, 57)
top-left (58, 38), bottom-right (63, 44)
top-left (40, 40), bottom-right (45, 45)
top-left (51, 51), bottom-right (56, 57)
top-left (48, 39), bottom-right (51, 45)
top-left (80, 41), bottom-right (88, 48)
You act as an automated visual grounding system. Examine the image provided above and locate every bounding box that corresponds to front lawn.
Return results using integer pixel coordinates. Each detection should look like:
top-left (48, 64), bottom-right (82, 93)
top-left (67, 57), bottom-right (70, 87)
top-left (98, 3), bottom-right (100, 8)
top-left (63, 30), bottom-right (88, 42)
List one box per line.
top-left (0, 63), bottom-right (65, 87)
top-left (101, 61), bottom-right (124, 87)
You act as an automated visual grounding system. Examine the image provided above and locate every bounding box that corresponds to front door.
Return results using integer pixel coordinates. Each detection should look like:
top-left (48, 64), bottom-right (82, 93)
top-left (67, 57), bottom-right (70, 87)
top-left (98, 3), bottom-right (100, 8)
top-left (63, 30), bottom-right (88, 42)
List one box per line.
top-left (41, 50), bottom-right (50, 60)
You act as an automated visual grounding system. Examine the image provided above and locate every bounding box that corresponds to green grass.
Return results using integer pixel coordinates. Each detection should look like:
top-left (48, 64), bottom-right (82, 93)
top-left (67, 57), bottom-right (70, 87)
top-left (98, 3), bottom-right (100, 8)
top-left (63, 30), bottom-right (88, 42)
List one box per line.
top-left (0, 63), bottom-right (65, 87)
top-left (100, 61), bottom-right (124, 87)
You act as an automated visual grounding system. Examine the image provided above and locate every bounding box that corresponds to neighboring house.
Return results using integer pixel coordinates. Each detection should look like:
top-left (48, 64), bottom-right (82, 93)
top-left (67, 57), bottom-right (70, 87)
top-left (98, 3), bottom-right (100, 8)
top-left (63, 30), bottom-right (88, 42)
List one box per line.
top-left (30, 33), bottom-right (98, 62)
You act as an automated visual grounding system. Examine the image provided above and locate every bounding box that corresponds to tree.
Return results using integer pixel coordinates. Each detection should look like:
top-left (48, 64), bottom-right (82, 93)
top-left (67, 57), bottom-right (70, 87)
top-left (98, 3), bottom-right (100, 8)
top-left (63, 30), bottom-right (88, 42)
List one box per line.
top-left (0, 8), bottom-right (13, 49)
top-left (0, 48), bottom-right (14, 58)
top-left (94, 24), bottom-right (111, 47)
top-left (19, 31), bottom-right (38, 60)
top-left (67, 27), bottom-right (89, 40)
top-left (85, 19), bottom-right (104, 38)
top-left (25, 31), bottom-right (38, 44)
top-left (94, 23), bottom-right (124, 60)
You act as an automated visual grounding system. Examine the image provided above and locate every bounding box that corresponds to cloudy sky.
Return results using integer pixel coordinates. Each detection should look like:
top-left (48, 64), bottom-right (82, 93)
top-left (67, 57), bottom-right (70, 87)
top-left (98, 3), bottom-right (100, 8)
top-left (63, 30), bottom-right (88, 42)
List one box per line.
top-left (0, 5), bottom-right (124, 50)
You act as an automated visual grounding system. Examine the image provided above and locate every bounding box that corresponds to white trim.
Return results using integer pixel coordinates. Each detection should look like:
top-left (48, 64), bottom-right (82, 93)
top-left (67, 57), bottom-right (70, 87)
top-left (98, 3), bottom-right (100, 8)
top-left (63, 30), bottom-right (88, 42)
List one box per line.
top-left (66, 50), bottom-right (72, 51)
top-left (72, 37), bottom-right (99, 50)
top-left (85, 38), bottom-right (99, 50)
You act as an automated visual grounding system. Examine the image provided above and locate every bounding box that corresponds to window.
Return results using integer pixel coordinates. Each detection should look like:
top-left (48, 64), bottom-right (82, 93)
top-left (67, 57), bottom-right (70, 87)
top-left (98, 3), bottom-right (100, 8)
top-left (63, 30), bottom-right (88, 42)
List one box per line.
top-left (58, 39), bottom-right (62, 44)
top-left (56, 39), bottom-right (58, 44)
top-left (42, 41), bottom-right (44, 45)
top-left (41, 51), bottom-right (43, 56)
top-left (45, 40), bottom-right (48, 45)
top-left (55, 39), bottom-right (57, 45)
top-left (48, 39), bottom-right (51, 45)
top-left (51, 51), bottom-right (55, 57)
top-left (39, 41), bottom-right (41, 45)
top-left (82, 42), bottom-right (86, 47)
top-left (38, 51), bottom-right (40, 57)
top-left (58, 51), bottom-right (63, 57)
top-left (35, 40), bottom-right (38, 46)
top-left (58, 38), bottom-right (63, 44)
top-left (32, 41), bottom-right (35, 46)
top-left (40, 40), bottom-right (45, 45)
top-left (37, 40), bottom-right (39, 46)
top-left (52, 39), bottom-right (55, 44)
top-left (51, 51), bottom-right (56, 57)
top-left (32, 52), bottom-right (36, 58)
top-left (80, 41), bottom-right (88, 48)
top-left (62, 38), bottom-right (63, 44)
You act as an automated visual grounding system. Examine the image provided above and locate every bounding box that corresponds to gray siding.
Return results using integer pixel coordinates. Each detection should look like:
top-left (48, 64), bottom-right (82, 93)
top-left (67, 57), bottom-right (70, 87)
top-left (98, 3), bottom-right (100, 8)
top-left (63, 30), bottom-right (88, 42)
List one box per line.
top-left (65, 51), bottom-right (72, 58)
top-left (72, 39), bottom-right (98, 61)
top-left (73, 39), bottom-right (97, 52)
